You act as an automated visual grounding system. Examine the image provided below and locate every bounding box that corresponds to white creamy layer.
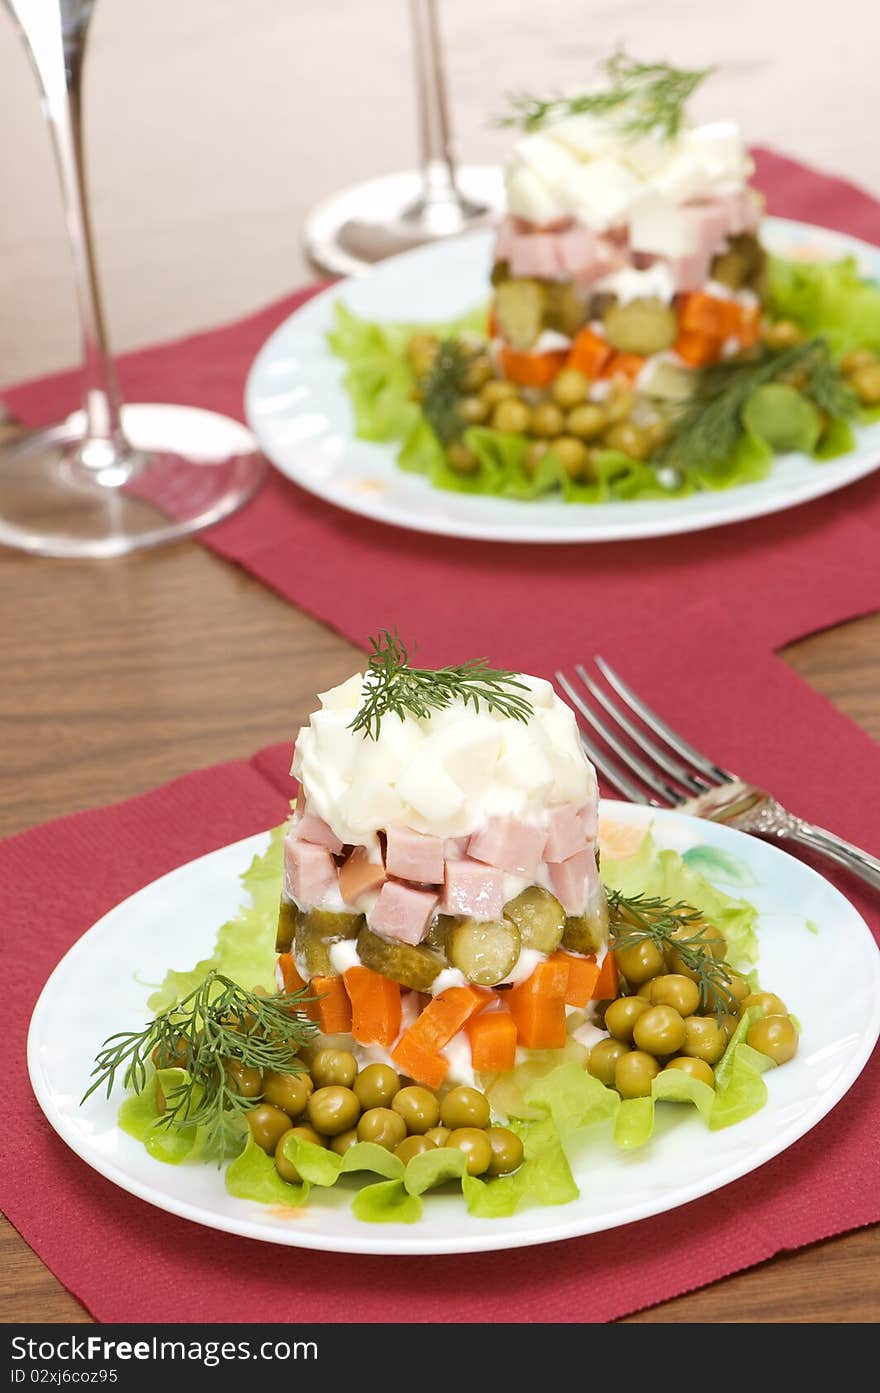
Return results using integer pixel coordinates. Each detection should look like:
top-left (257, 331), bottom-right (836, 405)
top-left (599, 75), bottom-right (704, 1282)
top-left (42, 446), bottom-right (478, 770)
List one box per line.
top-left (292, 671), bottom-right (597, 846)
top-left (505, 116), bottom-right (753, 230)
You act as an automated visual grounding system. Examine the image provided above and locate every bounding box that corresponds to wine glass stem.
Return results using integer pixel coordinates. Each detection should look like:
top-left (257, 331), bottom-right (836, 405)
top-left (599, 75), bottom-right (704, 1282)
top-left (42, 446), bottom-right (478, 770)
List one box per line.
top-left (409, 0), bottom-right (462, 208)
top-left (17, 2), bottom-right (124, 451)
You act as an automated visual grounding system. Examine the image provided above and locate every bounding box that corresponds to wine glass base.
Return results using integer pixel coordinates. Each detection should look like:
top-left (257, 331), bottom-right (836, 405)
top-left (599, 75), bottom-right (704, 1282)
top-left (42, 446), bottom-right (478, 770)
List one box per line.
top-left (303, 165), bottom-right (505, 278)
top-left (0, 404), bottom-right (266, 559)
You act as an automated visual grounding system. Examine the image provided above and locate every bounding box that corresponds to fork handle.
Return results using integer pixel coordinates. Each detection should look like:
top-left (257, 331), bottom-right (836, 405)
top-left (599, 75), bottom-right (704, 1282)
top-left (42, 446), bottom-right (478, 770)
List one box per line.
top-left (785, 820), bottom-right (880, 893)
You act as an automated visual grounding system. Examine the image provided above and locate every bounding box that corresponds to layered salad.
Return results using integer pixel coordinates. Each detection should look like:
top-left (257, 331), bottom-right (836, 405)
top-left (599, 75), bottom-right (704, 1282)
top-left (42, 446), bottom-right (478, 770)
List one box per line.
top-left (89, 636), bottom-right (804, 1224)
top-left (276, 646), bottom-right (612, 1090)
top-left (330, 52), bottom-right (880, 503)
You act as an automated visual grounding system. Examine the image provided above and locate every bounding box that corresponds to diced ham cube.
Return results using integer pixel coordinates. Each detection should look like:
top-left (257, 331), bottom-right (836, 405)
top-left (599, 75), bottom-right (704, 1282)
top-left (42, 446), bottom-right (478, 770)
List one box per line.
top-left (284, 835), bottom-right (338, 907)
top-left (338, 846), bottom-right (387, 904)
top-left (288, 806), bottom-right (343, 854)
top-left (385, 828), bottom-right (445, 884)
top-left (556, 224), bottom-right (600, 277)
top-left (467, 816), bottom-right (546, 878)
top-left (369, 881), bottom-right (439, 946)
top-left (682, 201), bottom-right (729, 261)
top-left (441, 859), bottom-right (505, 920)
top-left (666, 248), bottom-right (714, 293)
top-left (578, 801), bottom-right (599, 841)
top-left (444, 835), bottom-right (470, 860)
top-left (548, 846), bottom-right (600, 915)
top-left (543, 804), bottom-right (589, 864)
top-left (508, 230), bottom-right (568, 281)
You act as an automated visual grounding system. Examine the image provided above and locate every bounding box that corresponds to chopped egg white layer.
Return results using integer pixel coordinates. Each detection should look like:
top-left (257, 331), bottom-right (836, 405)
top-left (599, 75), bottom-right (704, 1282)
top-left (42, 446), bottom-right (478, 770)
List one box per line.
top-left (293, 671), bottom-right (596, 844)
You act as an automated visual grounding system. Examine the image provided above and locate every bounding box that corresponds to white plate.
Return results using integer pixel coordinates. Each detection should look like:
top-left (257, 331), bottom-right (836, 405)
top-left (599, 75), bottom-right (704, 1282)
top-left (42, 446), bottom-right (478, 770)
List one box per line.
top-left (244, 217), bottom-right (880, 544)
top-left (28, 803), bottom-right (880, 1255)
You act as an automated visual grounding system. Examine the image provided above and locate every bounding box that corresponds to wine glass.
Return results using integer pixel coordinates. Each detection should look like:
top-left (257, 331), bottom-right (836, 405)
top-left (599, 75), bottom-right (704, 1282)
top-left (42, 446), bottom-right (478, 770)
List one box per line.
top-left (303, 0), bottom-right (505, 277)
top-left (0, 0), bottom-right (265, 559)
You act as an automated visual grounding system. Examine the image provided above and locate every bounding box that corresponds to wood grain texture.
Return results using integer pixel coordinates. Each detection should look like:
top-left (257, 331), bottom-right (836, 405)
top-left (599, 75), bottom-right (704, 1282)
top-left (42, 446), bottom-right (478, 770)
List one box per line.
top-left (0, 514), bottom-right (877, 1325)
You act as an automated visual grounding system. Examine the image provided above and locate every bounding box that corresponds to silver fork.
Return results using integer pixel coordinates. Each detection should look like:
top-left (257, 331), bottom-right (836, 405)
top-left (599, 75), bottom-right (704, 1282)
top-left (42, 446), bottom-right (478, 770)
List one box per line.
top-left (557, 657), bottom-right (880, 894)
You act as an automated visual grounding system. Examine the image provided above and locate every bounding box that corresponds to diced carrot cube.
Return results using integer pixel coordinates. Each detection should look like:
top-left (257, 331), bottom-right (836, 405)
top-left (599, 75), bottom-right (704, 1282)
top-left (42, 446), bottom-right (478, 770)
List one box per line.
top-left (566, 328), bottom-right (613, 379)
top-left (465, 1008), bottom-right (518, 1073)
top-left (499, 345), bottom-right (567, 388)
top-left (343, 966), bottom-right (401, 1047)
top-left (592, 951), bottom-right (619, 1001)
top-left (601, 352), bottom-right (646, 384)
top-left (277, 952), bottom-right (308, 995)
top-left (310, 975), bottom-right (353, 1035)
top-left (551, 952), bottom-right (601, 1008)
top-left (679, 292), bottom-right (741, 339)
top-left (507, 959), bottom-right (570, 1049)
top-left (674, 331), bottom-right (724, 368)
top-left (391, 1034), bottom-right (449, 1090)
top-left (737, 303), bottom-right (762, 348)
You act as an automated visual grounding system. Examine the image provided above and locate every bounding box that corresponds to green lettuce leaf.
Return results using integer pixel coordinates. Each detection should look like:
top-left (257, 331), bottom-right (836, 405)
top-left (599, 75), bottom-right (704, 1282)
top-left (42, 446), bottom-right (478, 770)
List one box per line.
top-left (404, 1146), bottom-right (467, 1196)
top-left (225, 1135), bottom-right (309, 1207)
top-left (708, 1007), bottom-right (774, 1130)
top-left (601, 831), bottom-right (760, 968)
top-left (148, 825), bottom-right (284, 1011)
top-left (768, 256), bottom-right (880, 355)
top-left (614, 1096), bottom-right (655, 1149)
top-left (351, 1179), bottom-right (423, 1224)
top-left (523, 1061), bottom-right (620, 1135)
top-left (741, 384), bottom-right (822, 454)
top-left (118, 1067), bottom-right (201, 1164)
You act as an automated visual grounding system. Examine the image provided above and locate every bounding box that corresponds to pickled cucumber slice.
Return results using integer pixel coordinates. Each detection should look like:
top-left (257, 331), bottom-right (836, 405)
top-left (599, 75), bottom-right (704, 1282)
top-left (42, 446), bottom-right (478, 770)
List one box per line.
top-left (544, 281), bottom-right (587, 338)
top-left (276, 900), bottom-right (298, 953)
top-left (562, 894), bottom-right (610, 955)
top-left (296, 908), bottom-right (364, 976)
top-left (357, 925), bottom-right (445, 992)
top-left (602, 298), bottom-right (678, 355)
top-left (446, 916), bottom-right (522, 986)
top-left (424, 914), bottom-right (454, 953)
top-left (503, 887), bottom-right (565, 953)
top-left (494, 279), bottom-right (545, 351)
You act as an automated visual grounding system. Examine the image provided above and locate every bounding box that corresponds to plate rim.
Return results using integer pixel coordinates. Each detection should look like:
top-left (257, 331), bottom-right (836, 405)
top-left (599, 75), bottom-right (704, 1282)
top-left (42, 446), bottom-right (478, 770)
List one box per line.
top-left (244, 216), bottom-right (880, 545)
top-left (27, 804), bottom-right (880, 1256)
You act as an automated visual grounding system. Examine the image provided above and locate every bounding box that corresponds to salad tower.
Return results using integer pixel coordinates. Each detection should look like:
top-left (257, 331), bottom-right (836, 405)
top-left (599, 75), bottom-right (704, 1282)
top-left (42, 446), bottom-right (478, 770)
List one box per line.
top-left (88, 636), bottom-right (802, 1222)
top-left (331, 52), bottom-right (880, 502)
top-left (276, 633), bottom-right (613, 1089)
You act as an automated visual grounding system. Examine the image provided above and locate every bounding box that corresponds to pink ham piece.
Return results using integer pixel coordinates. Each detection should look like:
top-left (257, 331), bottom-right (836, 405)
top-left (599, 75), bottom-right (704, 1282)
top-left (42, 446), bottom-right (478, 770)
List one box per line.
top-left (369, 881), bottom-right (439, 946)
top-left (578, 801), bottom-right (598, 841)
top-left (543, 804), bottom-right (589, 864)
top-left (467, 816), bottom-right (546, 878)
top-left (548, 846), bottom-right (600, 915)
top-left (683, 201), bottom-right (729, 261)
top-left (444, 835), bottom-right (470, 860)
top-left (385, 828), bottom-right (445, 884)
top-left (666, 248), bottom-right (714, 293)
top-left (289, 805), bottom-right (344, 854)
top-left (284, 835), bottom-right (338, 907)
top-left (442, 859), bottom-right (505, 920)
top-left (338, 846), bottom-right (387, 904)
top-left (508, 230), bottom-right (568, 281)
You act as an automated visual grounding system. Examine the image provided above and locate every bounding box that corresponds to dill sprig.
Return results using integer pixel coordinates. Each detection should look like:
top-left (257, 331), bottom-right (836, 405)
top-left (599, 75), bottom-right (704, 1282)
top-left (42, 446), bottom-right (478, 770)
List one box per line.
top-left (658, 336), bottom-right (856, 476)
top-left (499, 49), bottom-right (713, 140)
top-left (350, 630), bottom-right (534, 741)
top-left (608, 890), bottom-right (740, 1020)
top-left (419, 337), bottom-right (482, 445)
top-left (83, 972), bottom-right (316, 1162)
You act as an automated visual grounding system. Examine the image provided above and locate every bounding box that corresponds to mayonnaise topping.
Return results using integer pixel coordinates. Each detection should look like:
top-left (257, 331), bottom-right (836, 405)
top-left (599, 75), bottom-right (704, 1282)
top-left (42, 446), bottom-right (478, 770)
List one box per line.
top-left (504, 116), bottom-right (753, 229)
top-left (292, 671), bottom-right (597, 845)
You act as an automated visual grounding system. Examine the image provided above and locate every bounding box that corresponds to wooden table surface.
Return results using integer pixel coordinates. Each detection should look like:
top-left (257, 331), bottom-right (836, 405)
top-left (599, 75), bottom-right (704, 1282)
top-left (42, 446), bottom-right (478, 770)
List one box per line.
top-left (1, 415), bottom-right (877, 1321)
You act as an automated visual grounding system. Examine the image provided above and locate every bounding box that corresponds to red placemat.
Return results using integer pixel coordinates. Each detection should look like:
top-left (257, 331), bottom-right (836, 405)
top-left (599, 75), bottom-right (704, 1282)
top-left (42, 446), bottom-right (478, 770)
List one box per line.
top-left (2, 148), bottom-right (879, 1321)
top-left (1, 742), bottom-right (877, 1326)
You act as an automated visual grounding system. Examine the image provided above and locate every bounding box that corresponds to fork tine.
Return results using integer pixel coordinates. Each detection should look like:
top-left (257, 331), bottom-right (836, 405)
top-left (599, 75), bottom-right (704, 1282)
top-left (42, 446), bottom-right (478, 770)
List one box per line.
top-left (556, 671), bottom-right (663, 805)
top-left (557, 670), bottom-right (684, 804)
top-left (594, 656), bottom-right (734, 784)
top-left (574, 664), bottom-right (712, 794)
